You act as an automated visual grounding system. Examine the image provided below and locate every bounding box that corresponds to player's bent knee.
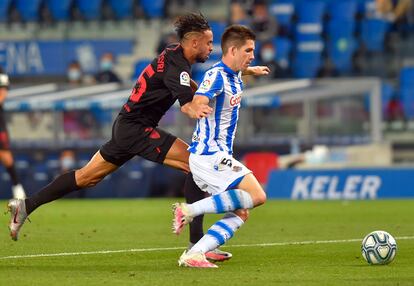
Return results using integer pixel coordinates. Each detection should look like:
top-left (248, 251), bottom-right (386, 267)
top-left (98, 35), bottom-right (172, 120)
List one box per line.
top-left (253, 191), bottom-right (267, 207)
top-left (234, 209), bottom-right (249, 221)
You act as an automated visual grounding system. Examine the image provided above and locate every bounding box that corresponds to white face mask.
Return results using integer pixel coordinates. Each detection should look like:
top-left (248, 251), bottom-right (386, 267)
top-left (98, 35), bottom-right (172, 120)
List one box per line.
top-left (68, 69), bottom-right (81, 81)
top-left (261, 49), bottom-right (275, 62)
top-left (61, 157), bottom-right (75, 170)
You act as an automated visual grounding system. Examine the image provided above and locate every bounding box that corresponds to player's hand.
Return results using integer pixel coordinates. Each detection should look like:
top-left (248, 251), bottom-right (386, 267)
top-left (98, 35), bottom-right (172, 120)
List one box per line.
top-left (193, 103), bottom-right (213, 119)
top-left (181, 101), bottom-right (212, 119)
top-left (244, 66), bottom-right (270, 76)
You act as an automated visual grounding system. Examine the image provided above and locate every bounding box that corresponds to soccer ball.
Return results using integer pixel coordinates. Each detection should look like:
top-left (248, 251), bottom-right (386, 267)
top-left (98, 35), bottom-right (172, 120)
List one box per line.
top-left (361, 230), bottom-right (397, 265)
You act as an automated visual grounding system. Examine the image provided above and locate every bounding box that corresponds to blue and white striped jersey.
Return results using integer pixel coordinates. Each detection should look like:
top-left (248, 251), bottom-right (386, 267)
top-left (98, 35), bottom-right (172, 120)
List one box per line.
top-left (188, 61), bottom-right (243, 155)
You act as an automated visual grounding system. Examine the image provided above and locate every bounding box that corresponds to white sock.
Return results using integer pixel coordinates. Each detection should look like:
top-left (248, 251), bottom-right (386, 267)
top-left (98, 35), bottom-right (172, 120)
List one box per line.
top-left (187, 189), bottom-right (253, 217)
top-left (12, 184), bottom-right (26, 199)
top-left (188, 212), bottom-right (244, 255)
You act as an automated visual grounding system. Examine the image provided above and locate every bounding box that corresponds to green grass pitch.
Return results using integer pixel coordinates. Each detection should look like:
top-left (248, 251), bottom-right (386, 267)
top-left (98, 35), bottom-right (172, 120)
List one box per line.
top-left (1, 199), bottom-right (413, 285)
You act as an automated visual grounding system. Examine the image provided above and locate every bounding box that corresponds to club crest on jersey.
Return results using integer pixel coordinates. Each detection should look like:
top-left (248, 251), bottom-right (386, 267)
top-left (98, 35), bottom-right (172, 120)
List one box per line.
top-left (180, 71), bottom-right (190, 86)
top-left (199, 79), bottom-right (212, 92)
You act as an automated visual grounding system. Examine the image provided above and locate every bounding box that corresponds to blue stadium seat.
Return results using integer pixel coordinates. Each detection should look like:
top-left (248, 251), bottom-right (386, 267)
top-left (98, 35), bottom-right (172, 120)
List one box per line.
top-left (295, 1), bottom-right (326, 41)
top-left (296, 1), bottom-right (326, 23)
top-left (328, 0), bottom-right (357, 20)
top-left (24, 163), bottom-right (51, 196)
top-left (293, 40), bottom-right (324, 78)
top-left (75, 0), bottom-right (102, 20)
top-left (360, 19), bottom-right (390, 52)
top-left (141, 0), bottom-right (165, 18)
top-left (115, 158), bottom-right (151, 197)
top-left (400, 66), bottom-right (414, 89)
top-left (0, 166), bottom-right (12, 199)
top-left (327, 20), bottom-right (356, 39)
top-left (268, 0), bottom-right (295, 30)
top-left (209, 21), bottom-right (226, 44)
top-left (15, 0), bottom-right (43, 21)
top-left (131, 58), bottom-right (152, 81)
top-left (0, 0), bottom-right (11, 22)
top-left (272, 37), bottom-right (292, 68)
top-left (46, 0), bottom-right (72, 21)
top-left (399, 66), bottom-right (414, 118)
top-left (328, 37), bottom-right (357, 73)
top-left (108, 0), bottom-right (133, 19)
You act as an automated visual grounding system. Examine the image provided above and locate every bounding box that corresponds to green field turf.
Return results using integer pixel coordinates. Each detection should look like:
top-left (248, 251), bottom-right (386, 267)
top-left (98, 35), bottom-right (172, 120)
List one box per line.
top-left (0, 199), bottom-right (413, 285)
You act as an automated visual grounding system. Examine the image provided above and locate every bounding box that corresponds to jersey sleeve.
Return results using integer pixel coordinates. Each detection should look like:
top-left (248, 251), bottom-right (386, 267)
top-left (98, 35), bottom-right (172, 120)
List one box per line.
top-left (0, 73), bottom-right (9, 88)
top-left (195, 69), bottom-right (223, 99)
top-left (163, 61), bottom-right (193, 106)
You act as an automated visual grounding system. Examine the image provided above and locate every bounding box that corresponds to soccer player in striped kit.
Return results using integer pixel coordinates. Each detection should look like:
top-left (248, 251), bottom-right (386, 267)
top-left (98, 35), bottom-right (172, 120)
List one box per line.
top-left (173, 25), bottom-right (269, 268)
top-left (0, 68), bottom-right (26, 199)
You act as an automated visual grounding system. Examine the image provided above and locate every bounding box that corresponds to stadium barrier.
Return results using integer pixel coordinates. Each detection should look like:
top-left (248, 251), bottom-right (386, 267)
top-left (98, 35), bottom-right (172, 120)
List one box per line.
top-left (267, 168), bottom-right (414, 199)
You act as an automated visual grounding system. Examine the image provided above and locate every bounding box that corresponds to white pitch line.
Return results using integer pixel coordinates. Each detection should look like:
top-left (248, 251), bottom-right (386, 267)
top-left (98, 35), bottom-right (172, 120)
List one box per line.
top-left (1, 236), bottom-right (414, 260)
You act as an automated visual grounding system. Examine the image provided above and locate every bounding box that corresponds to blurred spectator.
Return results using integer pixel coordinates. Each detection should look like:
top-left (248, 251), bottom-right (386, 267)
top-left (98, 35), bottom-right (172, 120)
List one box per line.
top-left (59, 150), bottom-right (76, 172)
top-left (257, 41), bottom-right (286, 78)
top-left (156, 32), bottom-right (179, 55)
top-left (385, 94), bottom-right (405, 122)
top-left (229, 2), bottom-right (250, 25)
top-left (376, 0), bottom-right (412, 22)
top-left (94, 52), bottom-right (122, 83)
top-left (66, 60), bottom-right (84, 86)
top-left (318, 58), bottom-right (339, 78)
top-left (64, 61), bottom-right (98, 139)
top-left (250, 2), bottom-right (278, 42)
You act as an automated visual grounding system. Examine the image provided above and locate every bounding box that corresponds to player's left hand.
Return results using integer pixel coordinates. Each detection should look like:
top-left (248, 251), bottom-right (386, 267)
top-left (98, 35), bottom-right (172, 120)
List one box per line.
top-left (247, 66), bottom-right (270, 76)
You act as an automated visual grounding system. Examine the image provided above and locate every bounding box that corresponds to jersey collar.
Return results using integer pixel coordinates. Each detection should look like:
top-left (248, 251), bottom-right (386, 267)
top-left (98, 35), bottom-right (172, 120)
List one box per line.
top-left (217, 61), bottom-right (239, 76)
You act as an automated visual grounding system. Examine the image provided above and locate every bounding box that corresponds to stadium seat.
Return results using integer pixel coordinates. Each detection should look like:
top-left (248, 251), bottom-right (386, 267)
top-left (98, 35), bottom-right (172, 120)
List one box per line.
top-left (272, 37), bottom-right (292, 68)
top-left (328, 0), bottom-right (357, 21)
top-left (293, 40), bottom-right (324, 78)
top-left (141, 0), bottom-right (165, 18)
top-left (46, 0), bottom-right (72, 21)
top-left (399, 66), bottom-right (414, 118)
top-left (209, 21), bottom-right (226, 44)
top-left (327, 37), bottom-right (357, 73)
top-left (108, 0), bottom-right (133, 19)
top-left (15, 0), bottom-right (43, 21)
top-left (0, 165), bottom-right (12, 199)
top-left (360, 19), bottom-right (390, 52)
top-left (295, 1), bottom-right (326, 41)
top-left (268, 0), bottom-right (295, 31)
top-left (24, 163), bottom-right (52, 196)
top-left (131, 59), bottom-right (152, 81)
top-left (243, 152), bottom-right (279, 185)
top-left (327, 20), bottom-right (356, 40)
top-left (0, 0), bottom-right (11, 22)
top-left (115, 158), bottom-right (151, 197)
top-left (75, 0), bottom-right (103, 20)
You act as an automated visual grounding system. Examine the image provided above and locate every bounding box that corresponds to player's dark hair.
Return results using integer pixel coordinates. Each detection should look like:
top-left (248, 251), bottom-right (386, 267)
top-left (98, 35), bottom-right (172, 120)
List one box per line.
top-left (221, 25), bottom-right (256, 54)
top-left (174, 13), bottom-right (210, 40)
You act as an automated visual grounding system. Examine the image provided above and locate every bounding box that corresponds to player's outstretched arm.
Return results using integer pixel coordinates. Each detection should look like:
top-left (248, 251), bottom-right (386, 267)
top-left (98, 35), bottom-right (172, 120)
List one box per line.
top-left (242, 66), bottom-right (270, 76)
top-left (181, 95), bottom-right (212, 119)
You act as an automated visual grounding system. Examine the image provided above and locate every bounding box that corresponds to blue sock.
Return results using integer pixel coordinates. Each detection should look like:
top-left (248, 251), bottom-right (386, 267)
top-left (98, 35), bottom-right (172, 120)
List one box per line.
top-left (187, 189), bottom-right (253, 217)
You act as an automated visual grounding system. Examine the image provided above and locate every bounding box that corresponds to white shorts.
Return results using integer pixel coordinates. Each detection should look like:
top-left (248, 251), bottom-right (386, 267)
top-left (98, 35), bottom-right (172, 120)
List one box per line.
top-left (189, 151), bottom-right (252, 195)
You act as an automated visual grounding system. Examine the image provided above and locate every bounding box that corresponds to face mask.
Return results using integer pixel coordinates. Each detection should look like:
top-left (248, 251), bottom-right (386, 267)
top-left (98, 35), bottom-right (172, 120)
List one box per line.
top-left (68, 69), bottom-right (81, 81)
top-left (61, 157), bottom-right (75, 170)
top-left (100, 60), bottom-right (113, 71)
top-left (261, 49), bottom-right (275, 62)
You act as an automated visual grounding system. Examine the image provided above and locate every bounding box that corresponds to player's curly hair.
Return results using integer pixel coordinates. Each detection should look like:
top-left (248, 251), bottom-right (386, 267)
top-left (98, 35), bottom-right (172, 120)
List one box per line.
top-left (174, 12), bottom-right (210, 40)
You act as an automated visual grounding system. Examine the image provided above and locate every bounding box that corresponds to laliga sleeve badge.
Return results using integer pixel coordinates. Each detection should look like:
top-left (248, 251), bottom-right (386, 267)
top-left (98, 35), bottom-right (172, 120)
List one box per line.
top-left (180, 71), bottom-right (190, 86)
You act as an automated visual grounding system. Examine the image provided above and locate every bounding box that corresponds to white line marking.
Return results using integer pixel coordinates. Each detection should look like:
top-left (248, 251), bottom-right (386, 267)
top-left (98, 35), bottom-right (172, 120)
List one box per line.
top-left (1, 236), bottom-right (413, 260)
